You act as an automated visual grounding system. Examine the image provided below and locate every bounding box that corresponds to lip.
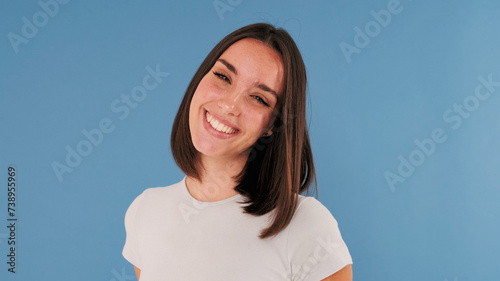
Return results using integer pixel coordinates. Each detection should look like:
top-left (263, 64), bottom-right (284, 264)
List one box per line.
top-left (203, 109), bottom-right (240, 139)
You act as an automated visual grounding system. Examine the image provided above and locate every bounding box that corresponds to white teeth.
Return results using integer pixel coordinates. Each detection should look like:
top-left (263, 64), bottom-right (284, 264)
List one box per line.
top-left (212, 119), bottom-right (220, 128)
top-left (205, 111), bottom-right (236, 134)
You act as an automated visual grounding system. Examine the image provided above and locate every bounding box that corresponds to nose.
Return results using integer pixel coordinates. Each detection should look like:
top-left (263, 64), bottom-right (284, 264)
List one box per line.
top-left (217, 90), bottom-right (241, 116)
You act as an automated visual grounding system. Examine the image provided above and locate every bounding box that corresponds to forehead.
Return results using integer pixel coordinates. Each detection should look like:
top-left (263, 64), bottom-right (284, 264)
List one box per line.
top-left (218, 38), bottom-right (284, 94)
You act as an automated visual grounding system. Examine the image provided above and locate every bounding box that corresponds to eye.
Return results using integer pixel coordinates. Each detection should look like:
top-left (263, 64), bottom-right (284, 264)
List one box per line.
top-left (252, 95), bottom-right (270, 107)
top-left (212, 71), bottom-right (231, 84)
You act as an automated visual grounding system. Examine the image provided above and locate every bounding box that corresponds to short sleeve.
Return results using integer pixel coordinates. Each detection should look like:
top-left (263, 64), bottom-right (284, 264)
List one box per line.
top-left (122, 191), bottom-right (145, 269)
top-left (287, 197), bottom-right (353, 281)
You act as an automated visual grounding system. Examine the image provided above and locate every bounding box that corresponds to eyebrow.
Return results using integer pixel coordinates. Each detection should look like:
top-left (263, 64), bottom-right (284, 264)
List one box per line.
top-left (257, 84), bottom-right (278, 98)
top-left (218, 59), bottom-right (237, 75)
top-left (217, 58), bottom-right (278, 98)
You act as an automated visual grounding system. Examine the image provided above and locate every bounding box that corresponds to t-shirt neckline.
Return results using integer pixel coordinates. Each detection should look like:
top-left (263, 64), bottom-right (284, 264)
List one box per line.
top-left (181, 176), bottom-right (244, 207)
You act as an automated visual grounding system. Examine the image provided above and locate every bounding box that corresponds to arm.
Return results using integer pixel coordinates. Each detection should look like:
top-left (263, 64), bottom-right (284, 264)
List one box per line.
top-left (321, 264), bottom-right (352, 281)
top-left (134, 266), bottom-right (141, 280)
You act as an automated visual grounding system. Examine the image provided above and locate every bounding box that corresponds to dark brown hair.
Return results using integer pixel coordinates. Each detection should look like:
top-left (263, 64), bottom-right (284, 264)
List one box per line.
top-left (171, 23), bottom-right (316, 239)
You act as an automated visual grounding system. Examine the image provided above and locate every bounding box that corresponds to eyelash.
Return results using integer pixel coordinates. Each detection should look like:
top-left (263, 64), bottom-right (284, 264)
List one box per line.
top-left (212, 71), bottom-right (270, 107)
top-left (213, 71), bottom-right (230, 84)
top-left (252, 96), bottom-right (270, 107)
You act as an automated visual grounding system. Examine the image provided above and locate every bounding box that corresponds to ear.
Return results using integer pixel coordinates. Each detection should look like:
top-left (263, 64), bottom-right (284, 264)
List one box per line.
top-left (262, 128), bottom-right (273, 137)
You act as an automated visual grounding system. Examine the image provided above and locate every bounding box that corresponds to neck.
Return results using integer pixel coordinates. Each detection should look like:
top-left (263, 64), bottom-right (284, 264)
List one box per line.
top-left (185, 153), bottom-right (248, 202)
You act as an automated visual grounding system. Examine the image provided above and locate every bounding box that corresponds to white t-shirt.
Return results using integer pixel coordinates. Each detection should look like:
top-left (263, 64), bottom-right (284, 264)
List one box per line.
top-left (122, 177), bottom-right (353, 281)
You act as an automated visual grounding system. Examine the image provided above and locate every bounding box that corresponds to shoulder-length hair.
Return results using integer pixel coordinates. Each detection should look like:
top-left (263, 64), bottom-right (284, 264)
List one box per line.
top-left (171, 23), bottom-right (316, 239)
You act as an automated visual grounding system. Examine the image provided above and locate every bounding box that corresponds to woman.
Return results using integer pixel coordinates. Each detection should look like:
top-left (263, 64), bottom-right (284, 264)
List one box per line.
top-left (123, 23), bottom-right (353, 280)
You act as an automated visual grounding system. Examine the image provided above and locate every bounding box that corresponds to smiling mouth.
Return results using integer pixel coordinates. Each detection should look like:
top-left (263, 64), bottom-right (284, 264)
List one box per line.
top-left (205, 111), bottom-right (238, 134)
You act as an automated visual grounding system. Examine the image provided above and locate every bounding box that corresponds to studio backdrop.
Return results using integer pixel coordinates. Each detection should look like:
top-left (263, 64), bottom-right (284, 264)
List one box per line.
top-left (1, 0), bottom-right (499, 280)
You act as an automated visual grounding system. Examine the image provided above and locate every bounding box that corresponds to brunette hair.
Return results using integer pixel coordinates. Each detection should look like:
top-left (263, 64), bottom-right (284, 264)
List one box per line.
top-left (171, 23), bottom-right (316, 239)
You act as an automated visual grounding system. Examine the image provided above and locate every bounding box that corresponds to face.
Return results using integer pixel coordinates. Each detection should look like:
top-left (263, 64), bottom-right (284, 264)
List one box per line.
top-left (188, 38), bottom-right (284, 161)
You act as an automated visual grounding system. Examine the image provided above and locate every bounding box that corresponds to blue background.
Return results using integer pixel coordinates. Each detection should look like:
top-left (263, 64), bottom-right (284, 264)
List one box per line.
top-left (1, 0), bottom-right (499, 280)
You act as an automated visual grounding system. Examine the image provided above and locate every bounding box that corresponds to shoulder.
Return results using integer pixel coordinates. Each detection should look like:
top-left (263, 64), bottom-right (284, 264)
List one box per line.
top-left (292, 196), bottom-right (339, 229)
top-left (287, 196), bottom-right (353, 280)
top-left (124, 178), bottom-right (185, 215)
top-left (288, 196), bottom-right (344, 252)
top-left (134, 178), bottom-right (185, 201)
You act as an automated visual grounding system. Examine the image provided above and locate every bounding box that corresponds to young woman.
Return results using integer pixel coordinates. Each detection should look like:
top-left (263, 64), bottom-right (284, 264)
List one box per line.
top-left (123, 23), bottom-right (353, 281)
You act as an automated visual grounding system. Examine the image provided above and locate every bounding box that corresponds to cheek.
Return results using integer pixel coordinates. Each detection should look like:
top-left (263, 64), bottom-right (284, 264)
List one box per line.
top-left (194, 77), bottom-right (221, 101)
top-left (189, 80), bottom-right (212, 116)
top-left (243, 110), bottom-right (273, 132)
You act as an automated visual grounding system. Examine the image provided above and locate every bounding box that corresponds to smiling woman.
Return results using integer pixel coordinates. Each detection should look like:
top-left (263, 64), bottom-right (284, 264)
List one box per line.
top-left (188, 38), bottom-right (282, 166)
top-left (122, 23), bottom-right (353, 280)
